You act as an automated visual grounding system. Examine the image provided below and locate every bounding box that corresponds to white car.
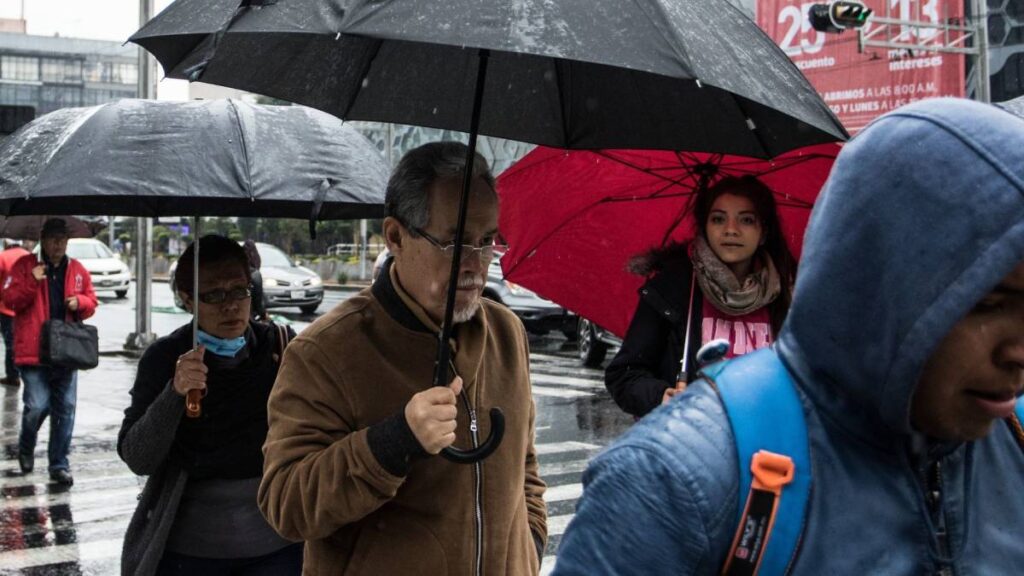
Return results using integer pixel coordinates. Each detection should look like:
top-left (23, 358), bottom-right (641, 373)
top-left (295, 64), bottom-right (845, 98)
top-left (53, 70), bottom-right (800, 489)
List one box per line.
top-left (67, 238), bottom-right (131, 298)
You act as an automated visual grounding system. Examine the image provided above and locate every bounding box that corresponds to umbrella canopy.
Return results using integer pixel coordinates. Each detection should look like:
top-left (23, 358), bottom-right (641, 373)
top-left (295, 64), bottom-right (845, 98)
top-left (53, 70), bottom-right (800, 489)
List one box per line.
top-left (0, 99), bottom-right (388, 219)
top-left (0, 215), bottom-right (105, 241)
top-left (497, 143), bottom-right (840, 337)
top-left (131, 0), bottom-right (847, 158)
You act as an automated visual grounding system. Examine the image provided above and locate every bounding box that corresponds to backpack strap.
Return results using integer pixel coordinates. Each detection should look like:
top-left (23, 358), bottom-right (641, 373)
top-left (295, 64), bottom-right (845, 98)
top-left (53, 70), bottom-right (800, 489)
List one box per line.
top-left (1007, 398), bottom-right (1024, 453)
top-left (700, 348), bottom-right (811, 576)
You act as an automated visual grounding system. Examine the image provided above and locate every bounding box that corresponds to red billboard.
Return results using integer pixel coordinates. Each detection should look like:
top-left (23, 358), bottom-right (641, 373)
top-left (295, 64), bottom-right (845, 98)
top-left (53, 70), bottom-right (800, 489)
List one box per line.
top-left (757, 0), bottom-right (965, 133)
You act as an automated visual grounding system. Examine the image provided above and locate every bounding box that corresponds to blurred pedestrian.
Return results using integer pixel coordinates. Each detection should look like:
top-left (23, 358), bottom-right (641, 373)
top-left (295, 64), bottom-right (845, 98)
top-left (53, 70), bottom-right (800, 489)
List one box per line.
top-left (243, 239), bottom-right (267, 321)
top-left (259, 142), bottom-right (547, 575)
top-left (553, 98), bottom-right (1024, 575)
top-left (606, 175), bottom-right (797, 418)
top-left (5, 218), bottom-right (97, 485)
top-left (0, 238), bottom-right (29, 386)
top-left (118, 234), bottom-right (300, 576)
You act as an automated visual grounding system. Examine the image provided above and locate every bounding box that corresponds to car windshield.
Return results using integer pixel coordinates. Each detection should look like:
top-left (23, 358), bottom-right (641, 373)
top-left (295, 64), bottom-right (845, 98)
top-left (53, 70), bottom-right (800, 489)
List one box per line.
top-left (258, 244), bottom-right (294, 268)
top-left (66, 241), bottom-right (114, 260)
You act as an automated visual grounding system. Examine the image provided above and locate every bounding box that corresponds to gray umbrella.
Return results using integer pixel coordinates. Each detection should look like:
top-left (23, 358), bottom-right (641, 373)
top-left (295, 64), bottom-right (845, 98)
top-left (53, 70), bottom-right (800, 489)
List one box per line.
top-left (0, 98), bottom-right (388, 220)
top-left (0, 215), bottom-right (105, 241)
top-left (132, 0), bottom-right (848, 462)
top-left (0, 98), bottom-right (388, 417)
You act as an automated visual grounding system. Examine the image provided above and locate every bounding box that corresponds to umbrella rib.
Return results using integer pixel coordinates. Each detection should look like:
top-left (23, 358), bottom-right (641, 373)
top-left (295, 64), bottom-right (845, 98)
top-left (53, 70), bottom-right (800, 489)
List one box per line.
top-left (226, 99), bottom-right (255, 201)
top-left (593, 150), bottom-right (700, 196)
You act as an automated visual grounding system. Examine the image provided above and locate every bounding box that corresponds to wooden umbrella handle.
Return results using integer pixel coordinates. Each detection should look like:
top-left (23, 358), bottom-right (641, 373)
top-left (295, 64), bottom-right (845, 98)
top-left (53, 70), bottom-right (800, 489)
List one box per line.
top-left (186, 388), bottom-right (205, 418)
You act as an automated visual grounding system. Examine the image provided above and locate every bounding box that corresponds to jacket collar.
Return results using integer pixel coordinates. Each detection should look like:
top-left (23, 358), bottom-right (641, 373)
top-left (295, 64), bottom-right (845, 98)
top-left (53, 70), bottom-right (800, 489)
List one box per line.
top-left (371, 257), bottom-right (489, 387)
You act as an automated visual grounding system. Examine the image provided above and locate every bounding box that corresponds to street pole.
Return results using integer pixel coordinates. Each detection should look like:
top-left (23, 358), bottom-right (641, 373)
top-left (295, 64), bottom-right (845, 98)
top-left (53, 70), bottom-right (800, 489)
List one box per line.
top-left (359, 219), bottom-right (367, 280)
top-left (126, 0), bottom-right (157, 351)
top-left (973, 0), bottom-right (990, 103)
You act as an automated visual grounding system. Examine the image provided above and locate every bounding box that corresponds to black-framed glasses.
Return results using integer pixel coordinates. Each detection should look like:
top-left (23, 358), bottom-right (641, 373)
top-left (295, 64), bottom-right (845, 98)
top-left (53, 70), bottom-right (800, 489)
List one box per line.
top-left (197, 286), bottom-right (251, 305)
top-left (409, 226), bottom-right (508, 262)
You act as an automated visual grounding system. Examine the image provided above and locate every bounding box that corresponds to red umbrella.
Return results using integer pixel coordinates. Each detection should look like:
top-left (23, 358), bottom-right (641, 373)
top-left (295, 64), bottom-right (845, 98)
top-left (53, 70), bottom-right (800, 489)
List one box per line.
top-left (497, 143), bottom-right (840, 338)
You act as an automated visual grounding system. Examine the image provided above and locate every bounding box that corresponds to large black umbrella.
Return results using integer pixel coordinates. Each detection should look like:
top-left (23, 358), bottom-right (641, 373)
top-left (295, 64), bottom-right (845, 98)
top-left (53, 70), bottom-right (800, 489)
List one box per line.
top-left (0, 98), bottom-right (388, 416)
top-left (132, 0), bottom-right (847, 463)
top-left (132, 0), bottom-right (845, 158)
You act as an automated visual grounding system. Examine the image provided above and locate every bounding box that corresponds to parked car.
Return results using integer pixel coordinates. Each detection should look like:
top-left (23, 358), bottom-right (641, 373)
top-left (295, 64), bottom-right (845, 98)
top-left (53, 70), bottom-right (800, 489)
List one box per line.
top-left (483, 254), bottom-right (576, 338)
top-left (171, 242), bottom-right (324, 314)
top-left (63, 238), bottom-right (131, 298)
top-left (575, 317), bottom-right (622, 368)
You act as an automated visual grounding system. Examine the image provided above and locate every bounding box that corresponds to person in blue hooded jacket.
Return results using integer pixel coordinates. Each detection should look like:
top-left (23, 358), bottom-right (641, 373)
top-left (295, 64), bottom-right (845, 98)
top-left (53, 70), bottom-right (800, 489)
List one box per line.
top-left (551, 97), bottom-right (1024, 575)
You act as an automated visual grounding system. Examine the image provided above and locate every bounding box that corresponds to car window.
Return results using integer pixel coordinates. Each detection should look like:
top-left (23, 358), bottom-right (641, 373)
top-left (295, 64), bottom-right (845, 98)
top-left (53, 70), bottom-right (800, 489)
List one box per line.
top-left (66, 241), bottom-right (114, 260)
top-left (257, 244), bottom-right (294, 268)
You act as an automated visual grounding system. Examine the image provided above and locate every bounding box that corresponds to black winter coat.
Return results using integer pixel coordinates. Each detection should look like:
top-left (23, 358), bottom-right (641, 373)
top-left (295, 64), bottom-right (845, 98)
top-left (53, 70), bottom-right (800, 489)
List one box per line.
top-left (604, 256), bottom-right (703, 418)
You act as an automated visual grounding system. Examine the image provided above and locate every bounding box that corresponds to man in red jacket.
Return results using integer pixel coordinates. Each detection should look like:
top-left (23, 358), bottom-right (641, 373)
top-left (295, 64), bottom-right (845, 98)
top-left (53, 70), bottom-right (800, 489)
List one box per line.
top-left (5, 219), bottom-right (97, 485)
top-left (0, 239), bottom-right (30, 386)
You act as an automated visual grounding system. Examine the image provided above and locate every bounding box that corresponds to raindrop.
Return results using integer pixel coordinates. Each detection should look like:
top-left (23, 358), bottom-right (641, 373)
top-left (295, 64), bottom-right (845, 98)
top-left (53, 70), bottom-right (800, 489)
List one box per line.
top-left (361, 77), bottom-right (370, 89)
top-left (745, 118), bottom-right (756, 131)
top-left (335, 32), bottom-right (341, 41)
top-left (543, 70), bottom-right (555, 82)
top-left (695, 79), bottom-right (703, 89)
top-left (432, 107), bottom-right (439, 115)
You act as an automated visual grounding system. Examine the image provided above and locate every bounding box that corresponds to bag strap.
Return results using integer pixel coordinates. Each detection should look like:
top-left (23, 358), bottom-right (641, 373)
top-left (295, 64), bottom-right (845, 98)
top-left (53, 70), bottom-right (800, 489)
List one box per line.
top-left (1007, 398), bottom-right (1024, 453)
top-left (273, 323), bottom-right (290, 364)
top-left (700, 349), bottom-right (811, 576)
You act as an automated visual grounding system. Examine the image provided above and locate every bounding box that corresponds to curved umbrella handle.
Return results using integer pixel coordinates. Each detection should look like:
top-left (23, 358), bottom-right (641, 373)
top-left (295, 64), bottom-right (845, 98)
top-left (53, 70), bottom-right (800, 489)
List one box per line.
top-left (441, 407), bottom-right (505, 464)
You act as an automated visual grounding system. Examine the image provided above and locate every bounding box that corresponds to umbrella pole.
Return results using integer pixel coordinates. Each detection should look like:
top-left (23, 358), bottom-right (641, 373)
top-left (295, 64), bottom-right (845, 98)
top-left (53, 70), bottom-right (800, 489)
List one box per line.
top-left (434, 49), bottom-right (504, 465)
top-left (186, 216), bottom-right (203, 418)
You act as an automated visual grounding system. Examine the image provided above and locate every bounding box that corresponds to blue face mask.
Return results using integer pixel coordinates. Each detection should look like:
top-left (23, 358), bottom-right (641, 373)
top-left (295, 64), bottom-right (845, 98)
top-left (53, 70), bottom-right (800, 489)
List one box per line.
top-left (196, 329), bottom-right (247, 358)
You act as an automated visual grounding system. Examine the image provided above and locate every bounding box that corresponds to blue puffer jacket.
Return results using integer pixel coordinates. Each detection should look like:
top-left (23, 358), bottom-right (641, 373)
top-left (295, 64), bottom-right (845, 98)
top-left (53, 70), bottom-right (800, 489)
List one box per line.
top-left (552, 98), bottom-right (1024, 575)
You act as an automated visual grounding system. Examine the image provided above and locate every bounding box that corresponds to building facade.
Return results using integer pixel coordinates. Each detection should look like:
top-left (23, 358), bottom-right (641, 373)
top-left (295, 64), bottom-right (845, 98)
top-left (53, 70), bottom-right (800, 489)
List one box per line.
top-left (0, 30), bottom-right (138, 121)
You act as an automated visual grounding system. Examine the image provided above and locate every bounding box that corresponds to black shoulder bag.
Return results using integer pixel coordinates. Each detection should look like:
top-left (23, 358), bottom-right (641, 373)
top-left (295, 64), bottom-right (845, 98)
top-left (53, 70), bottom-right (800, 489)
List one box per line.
top-left (41, 312), bottom-right (99, 370)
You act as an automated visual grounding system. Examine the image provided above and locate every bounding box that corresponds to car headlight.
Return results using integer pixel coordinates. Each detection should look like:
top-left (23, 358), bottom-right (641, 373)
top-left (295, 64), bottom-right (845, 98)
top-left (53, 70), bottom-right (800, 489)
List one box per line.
top-left (308, 276), bottom-right (322, 287)
top-left (506, 281), bottom-right (531, 296)
top-left (263, 277), bottom-right (277, 288)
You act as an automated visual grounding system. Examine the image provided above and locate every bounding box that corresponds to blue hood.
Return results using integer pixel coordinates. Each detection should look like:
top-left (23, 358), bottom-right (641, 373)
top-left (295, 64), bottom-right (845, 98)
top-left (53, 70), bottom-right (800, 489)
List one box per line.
top-left (778, 98), bottom-right (1024, 443)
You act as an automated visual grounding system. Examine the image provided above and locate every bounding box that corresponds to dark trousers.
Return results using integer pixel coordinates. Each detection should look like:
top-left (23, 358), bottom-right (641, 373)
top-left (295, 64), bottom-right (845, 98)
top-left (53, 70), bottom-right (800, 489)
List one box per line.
top-left (156, 543), bottom-right (303, 576)
top-left (0, 314), bottom-right (17, 379)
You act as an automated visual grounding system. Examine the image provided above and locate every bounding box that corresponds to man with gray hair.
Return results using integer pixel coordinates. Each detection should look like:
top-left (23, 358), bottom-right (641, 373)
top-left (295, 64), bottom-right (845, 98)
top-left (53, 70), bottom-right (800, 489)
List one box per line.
top-left (259, 142), bottom-right (548, 575)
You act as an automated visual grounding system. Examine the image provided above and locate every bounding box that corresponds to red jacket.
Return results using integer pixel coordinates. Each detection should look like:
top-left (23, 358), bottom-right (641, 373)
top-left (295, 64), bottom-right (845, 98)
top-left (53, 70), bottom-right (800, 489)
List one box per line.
top-left (4, 254), bottom-right (98, 366)
top-left (0, 246), bottom-right (30, 317)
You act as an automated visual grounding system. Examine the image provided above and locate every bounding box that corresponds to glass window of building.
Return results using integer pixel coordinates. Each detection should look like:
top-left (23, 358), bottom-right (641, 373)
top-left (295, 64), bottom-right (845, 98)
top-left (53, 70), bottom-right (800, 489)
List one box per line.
top-left (41, 58), bottom-right (83, 83)
top-left (1, 55), bottom-right (40, 82)
top-left (0, 83), bottom-right (41, 107)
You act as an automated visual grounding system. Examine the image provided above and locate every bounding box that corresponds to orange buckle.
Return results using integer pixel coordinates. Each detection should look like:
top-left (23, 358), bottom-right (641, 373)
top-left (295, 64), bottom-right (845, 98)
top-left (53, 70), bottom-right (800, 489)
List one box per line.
top-left (750, 450), bottom-right (795, 495)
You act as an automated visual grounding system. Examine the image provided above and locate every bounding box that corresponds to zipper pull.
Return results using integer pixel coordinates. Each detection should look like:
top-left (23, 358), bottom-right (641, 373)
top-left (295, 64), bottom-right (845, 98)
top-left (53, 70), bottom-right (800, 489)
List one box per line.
top-left (469, 408), bottom-right (478, 433)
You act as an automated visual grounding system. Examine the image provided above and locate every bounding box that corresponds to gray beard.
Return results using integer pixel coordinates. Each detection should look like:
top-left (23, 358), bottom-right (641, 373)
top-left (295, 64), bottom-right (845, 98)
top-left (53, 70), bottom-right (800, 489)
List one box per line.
top-left (452, 299), bottom-right (481, 324)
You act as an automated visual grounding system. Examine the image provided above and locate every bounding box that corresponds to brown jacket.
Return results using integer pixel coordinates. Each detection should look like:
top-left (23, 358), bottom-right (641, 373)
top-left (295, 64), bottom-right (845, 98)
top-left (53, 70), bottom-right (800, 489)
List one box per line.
top-left (259, 267), bottom-right (547, 575)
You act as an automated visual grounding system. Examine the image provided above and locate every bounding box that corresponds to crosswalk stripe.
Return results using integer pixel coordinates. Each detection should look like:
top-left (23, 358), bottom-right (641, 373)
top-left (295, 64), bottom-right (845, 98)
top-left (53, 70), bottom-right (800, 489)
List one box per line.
top-left (535, 442), bottom-right (598, 456)
top-left (0, 536), bottom-right (123, 569)
top-left (544, 483), bottom-right (583, 503)
top-left (531, 373), bottom-right (605, 390)
top-left (532, 386), bottom-right (591, 398)
top-left (2, 484), bottom-right (141, 512)
top-left (540, 459), bottom-right (589, 477)
top-left (541, 555), bottom-right (557, 576)
top-left (548, 513), bottom-right (573, 537)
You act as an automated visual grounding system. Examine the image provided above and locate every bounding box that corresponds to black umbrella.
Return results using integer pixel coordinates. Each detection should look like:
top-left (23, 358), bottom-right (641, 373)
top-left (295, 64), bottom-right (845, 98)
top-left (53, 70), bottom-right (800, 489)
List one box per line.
top-left (0, 98), bottom-right (388, 416)
top-left (0, 215), bottom-right (106, 241)
top-left (132, 0), bottom-right (848, 463)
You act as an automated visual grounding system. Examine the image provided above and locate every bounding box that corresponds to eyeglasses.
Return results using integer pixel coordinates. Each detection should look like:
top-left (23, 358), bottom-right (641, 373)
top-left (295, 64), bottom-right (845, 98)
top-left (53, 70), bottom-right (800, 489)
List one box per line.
top-left (410, 226), bottom-right (507, 262)
top-left (197, 286), bottom-right (251, 305)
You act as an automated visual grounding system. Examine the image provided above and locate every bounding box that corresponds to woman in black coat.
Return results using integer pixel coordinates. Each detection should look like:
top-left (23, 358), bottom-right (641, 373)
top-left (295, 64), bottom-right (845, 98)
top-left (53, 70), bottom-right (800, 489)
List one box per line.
top-left (605, 176), bottom-right (797, 418)
top-left (117, 235), bottom-right (299, 576)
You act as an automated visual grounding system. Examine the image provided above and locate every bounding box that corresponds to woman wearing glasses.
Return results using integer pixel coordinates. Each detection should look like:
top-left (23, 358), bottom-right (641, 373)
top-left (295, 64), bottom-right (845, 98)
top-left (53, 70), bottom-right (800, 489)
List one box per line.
top-left (606, 176), bottom-right (797, 418)
top-left (117, 235), bottom-right (301, 576)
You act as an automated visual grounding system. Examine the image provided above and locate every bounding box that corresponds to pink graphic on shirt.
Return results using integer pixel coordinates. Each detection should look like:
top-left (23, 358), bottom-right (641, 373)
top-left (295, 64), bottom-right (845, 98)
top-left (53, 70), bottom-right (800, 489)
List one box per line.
top-left (701, 301), bottom-right (773, 358)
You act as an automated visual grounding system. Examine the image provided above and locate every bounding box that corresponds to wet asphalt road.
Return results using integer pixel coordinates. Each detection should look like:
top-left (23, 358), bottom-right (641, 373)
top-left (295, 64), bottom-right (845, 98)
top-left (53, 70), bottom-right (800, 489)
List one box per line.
top-left (0, 282), bottom-right (633, 575)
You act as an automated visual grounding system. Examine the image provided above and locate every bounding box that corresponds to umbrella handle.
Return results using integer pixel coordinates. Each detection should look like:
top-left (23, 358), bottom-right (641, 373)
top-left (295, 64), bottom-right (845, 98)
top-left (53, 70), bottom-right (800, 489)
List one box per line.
top-left (441, 407), bottom-right (505, 464)
top-left (185, 388), bottom-right (205, 418)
